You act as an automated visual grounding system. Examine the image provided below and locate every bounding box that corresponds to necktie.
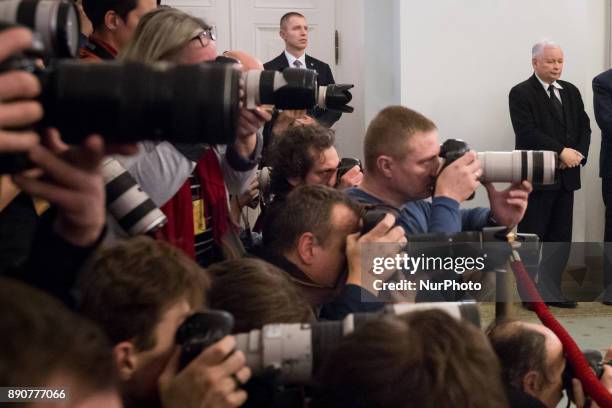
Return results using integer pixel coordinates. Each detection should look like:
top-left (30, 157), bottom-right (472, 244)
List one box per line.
top-left (293, 60), bottom-right (303, 68)
top-left (548, 85), bottom-right (564, 120)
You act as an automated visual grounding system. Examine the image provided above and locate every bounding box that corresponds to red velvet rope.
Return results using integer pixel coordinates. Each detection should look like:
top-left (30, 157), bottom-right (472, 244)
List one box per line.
top-left (511, 259), bottom-right (612, 408)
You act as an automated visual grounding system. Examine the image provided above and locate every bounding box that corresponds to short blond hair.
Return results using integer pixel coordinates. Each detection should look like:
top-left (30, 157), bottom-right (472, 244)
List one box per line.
top-left (363, 106), bottom-right (437, 173)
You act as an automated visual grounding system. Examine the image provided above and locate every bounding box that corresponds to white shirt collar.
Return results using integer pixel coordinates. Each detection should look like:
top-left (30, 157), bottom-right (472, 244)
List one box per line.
top-left (285, 50), bottom-right (306, 68)
top-left (535, 73), bottom-right (563, 91)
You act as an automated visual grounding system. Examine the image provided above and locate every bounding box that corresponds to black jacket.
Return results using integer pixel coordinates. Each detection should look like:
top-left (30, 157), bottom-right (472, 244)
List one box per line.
top-left (509, 74), bottom-right (591, 191)
top-left (264, 52), bottom-right (341, 127)
top-left (593, 69), bottom-right (612, 178)
top-left (506, 386), bottom-right (547, 408)
top-left (5, 210), bottom-right (103, 309)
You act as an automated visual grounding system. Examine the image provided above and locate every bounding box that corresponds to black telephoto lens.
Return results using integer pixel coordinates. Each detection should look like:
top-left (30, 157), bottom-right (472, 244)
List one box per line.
top-left (39, 61), bottom-right (242, 145)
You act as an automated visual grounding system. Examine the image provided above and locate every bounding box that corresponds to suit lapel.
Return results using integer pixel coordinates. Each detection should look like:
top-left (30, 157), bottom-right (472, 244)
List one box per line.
top-left (279, 52), bottom-right (289, 69)
top-left (305, 55), bottom-right (316, 71)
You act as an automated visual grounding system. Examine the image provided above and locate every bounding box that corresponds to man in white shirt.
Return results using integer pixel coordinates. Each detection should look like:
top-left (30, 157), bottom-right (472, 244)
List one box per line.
top-left (264, 12), bottom-right (341, 127)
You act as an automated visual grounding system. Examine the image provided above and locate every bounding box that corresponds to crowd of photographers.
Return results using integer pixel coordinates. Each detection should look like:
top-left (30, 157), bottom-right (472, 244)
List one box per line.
top-left (1, 1), bottom-right (612, 408)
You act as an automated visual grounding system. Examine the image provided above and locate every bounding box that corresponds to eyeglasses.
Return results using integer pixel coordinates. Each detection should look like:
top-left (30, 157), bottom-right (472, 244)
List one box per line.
top-left (191, 26), bottom-right (217, 48)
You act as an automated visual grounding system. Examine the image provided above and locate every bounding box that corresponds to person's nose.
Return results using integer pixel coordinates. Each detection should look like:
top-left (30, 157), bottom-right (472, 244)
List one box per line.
top-left (431, 158), bottom-right (442, 177)
top-left (329, 172), bottom-right (338, 187)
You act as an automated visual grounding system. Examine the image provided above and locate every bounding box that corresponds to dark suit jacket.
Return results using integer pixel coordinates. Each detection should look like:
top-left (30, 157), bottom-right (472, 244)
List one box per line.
top-left (593, 69), bottom-right (612, 179)
top-left (264, 52), bottom-right (341, 127)
top-left (509, 74), bottom-right (591, 191)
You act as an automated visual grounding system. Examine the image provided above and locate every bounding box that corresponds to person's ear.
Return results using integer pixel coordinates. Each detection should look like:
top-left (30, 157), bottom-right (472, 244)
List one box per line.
top-left (532, 58), bottom-right (538, 70)
top-left (377, 155), bottom-right (395, 179)
top-left (104, 10), bottom-right (122, 31)
top-left (287, 177), bottom-right (302, 187)
top-left (522, 370), bottom-right (542, 397)
top-left (113, 341), bottom-right (139, 381)
top-left (279, 28), bottom-right (287, 41)
top-left (296, 232), bottom-right (316, 265)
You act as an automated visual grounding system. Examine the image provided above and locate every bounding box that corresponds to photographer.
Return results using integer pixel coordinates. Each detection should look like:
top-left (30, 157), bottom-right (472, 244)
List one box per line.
top-left (114, 7), bottom-right (271, 265)
top-left (207, 258), bottom-right (315, 333)
top-left (0, 26), bottom-right (136, 305)
top-left (260, 185), bottom-right (405, 319)
top-left (80, 0), bottom-right (157, 61)
top-left (346, 106), bottom-right (532, 235)
top-left (268, 123), bottom-right (362, 200)
top-left (78, 237), bottom-right (250, 408)
top-left (311, 310), bottom-right (509, 408)
top-left (488, 320), bottom-right (612, 408)
top-left (258, 123), bottom-right (362, 237)
top-left (0, 278), bottom-right (121, 408)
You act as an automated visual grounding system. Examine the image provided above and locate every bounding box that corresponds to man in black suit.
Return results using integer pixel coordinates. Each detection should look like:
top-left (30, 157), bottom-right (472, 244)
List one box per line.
top-left (264, 12), bottom-right (341, 127)
top-left (593, 69), bottom-right (612, 305)
top-left (509, 40), bottom-right (591, 308)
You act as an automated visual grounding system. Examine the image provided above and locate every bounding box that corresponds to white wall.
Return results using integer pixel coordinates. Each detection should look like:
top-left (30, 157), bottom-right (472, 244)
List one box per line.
top-left (391, 0), bottom-right (609, 242)
top-left (334, 0), bottom-right (403, 161)
top-left (363, 0), bottom-right (402, 124)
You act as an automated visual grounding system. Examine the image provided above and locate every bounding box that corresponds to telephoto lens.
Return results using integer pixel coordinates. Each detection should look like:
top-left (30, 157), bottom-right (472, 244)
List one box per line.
top-left (477, 150), bottom-right (557, 185)
top-left (244, 67), bottom-right (318, 110)
top-left (0, 0), bottom-right (80, 58)
top-left (440, 139), bottom-right (558, 186)
top-left (244, 67), bottom-right (354, 113)
top-left (103, 158), bottom-right (167, 236)
top-left (234, 302), bottom-right (480, 384)
top-left (39, 61), bottom-right (242, 145)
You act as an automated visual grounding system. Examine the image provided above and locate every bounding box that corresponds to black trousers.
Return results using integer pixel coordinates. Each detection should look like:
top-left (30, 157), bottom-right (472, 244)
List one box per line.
top-left (518, 189), bottom-right (574, 298)
top-left (601, 178), bottom-right (612, 298)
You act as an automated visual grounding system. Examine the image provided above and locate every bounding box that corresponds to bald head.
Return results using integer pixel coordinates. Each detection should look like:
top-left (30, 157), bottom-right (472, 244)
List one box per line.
top-left (517, 322), bottom-right (562, 354)
top-left (223, 50), bottom-right (264, 72)
top-left (487, 320), bottom-right (566, 408)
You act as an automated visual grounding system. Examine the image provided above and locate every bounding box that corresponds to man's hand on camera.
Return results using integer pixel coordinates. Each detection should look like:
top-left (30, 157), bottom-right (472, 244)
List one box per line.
top-left (346, 213), bottom-right (406, 288)
top-left (0, 27), bottom-right (42, 153)
top-left (434, 151), bottom-right (481, 203)
top-left (575, 347), bottom-right (612, 408)
top-left (159, 336), bottom-right (251, 408)
top-left (12, 130), bottom-right (136, 247)
top-left (485, 181), bottom-right (532, 229)
top-left (233, 107), bottom-right (272, 158)
top-left (337, 165), bottom-right (363, 189)
top-left (12, 131), bottom-right (106, 246)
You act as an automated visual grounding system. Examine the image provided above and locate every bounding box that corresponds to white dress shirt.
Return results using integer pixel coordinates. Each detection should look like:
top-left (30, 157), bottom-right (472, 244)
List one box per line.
top-left (285, 50), bottom-right (306, 69)
top-left (535, 73), bottom-right (563, 103)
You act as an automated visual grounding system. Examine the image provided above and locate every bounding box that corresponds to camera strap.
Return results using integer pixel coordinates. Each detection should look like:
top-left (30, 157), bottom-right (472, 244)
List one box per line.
top-left (83, 37), bottom-right (116, 61)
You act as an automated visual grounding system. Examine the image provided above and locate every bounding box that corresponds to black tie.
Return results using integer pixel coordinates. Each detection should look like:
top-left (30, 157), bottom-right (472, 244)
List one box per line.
top-left (548, 85), bottom-right (564, 120)
top-left (293, 60), bottom-right (303, 68)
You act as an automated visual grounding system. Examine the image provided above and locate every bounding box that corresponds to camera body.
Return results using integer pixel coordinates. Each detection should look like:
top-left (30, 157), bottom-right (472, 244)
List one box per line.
top-left (175, 310), bottom-right (235, 370)
top-left (563, 349), bottom-right (612, 403)
top-left (336, 157), bottom-right (362, 181)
